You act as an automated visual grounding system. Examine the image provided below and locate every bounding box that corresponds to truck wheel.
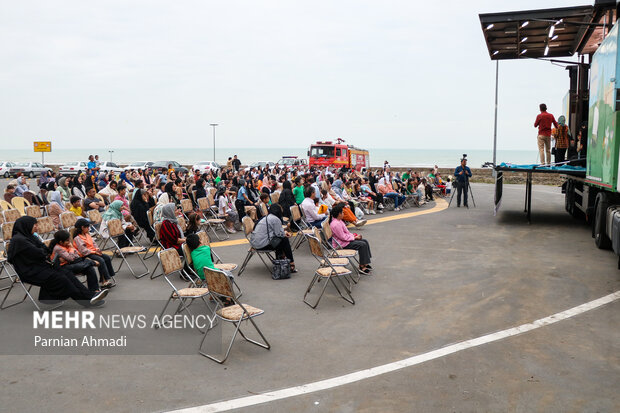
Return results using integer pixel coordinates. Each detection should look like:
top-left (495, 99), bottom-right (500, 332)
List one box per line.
top-left (594, 192), bottom-right (612, 249)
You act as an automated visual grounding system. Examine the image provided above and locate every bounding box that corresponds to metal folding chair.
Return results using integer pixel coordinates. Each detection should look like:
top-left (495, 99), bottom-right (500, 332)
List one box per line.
top-left (290, 205), bottom-right (313, 250)
top-left (25, 205), bottom-right (42, 218)
top-left (154, 248), bottom-right (214, 332)
top-left (180, 198), bottom-right (194, 220)
top-left (36, 217), bottom-right (56, 240)
top-left (238, 216), bottom-right (275, 276)
top-left (202, 195), bottom-right (229, 241)
top-left (59, 211), bottom-right (78, 231)
top-left (321, 219), bottom-right (360, 282)
top-left (199, 266), bottom-right (269, 363)
top-left (104, 219), bottom-right (149, 279)
top-left (3, 209), bottom-right (21, 224)
top-left (149, 223), bottom-right (165, 279)
top-left (87, 209), bottom-right (104, 240)
top-left (303, 231), bottom-right (354, 308)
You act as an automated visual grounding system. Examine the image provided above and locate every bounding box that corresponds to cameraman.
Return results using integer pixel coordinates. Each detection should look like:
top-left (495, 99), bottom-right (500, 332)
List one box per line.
top-left (454, 157), bottom-right (472, 208)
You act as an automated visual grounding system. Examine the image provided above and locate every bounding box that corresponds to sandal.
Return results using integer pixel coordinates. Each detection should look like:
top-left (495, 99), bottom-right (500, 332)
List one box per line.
top-left (290, 264), bottom-right (298, 273)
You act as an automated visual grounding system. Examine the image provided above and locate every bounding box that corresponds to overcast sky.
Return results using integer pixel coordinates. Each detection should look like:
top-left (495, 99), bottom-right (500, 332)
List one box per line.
top-left (0, 0), bottom-right (588, 150)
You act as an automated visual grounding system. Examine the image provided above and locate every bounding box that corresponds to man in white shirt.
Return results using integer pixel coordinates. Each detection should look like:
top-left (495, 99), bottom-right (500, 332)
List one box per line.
top-left (300, 187), bottom-right (327, 228)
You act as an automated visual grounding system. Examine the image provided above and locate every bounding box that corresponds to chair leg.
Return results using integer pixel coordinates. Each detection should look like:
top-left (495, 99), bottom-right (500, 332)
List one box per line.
top-left (199, 318), bottom-right (243, 364)
top-left (238, 249), bottom-right (255, 276)
top-left (237, 317), bottom-right (270, 349)
top-left (303, 274), bottom-right (329, 309)
top-left (331, 276), bottom-right (355, 304)
top-left (150, 260), bottom-right (163, 279)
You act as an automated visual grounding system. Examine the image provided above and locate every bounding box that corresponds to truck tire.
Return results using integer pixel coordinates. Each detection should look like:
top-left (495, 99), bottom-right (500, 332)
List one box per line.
top-left (594, 192), bottom-right (612, 249)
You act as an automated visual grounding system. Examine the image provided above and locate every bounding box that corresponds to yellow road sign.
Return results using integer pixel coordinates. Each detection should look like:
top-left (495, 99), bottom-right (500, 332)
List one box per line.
top-left (34, 141), bottom-right (52, 152)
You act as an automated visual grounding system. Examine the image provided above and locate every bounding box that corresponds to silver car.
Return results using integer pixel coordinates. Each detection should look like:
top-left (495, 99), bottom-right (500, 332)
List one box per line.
top-left (0, 161), bottom-right (15, 178)
top-left (8, 162), bottom-right (52, 178)
top-left (59, 161), bottom-right (89, 176)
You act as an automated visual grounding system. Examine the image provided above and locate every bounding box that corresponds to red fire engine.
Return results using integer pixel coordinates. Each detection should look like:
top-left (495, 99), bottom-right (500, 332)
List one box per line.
top-left (308, 139), bottom-right (370, 171)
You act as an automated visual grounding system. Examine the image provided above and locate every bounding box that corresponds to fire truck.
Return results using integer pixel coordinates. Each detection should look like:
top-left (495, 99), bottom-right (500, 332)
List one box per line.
top-left (308, 139), bottom-right (370, 171)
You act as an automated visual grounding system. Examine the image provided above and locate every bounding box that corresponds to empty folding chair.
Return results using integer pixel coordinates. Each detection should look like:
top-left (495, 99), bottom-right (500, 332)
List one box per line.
top-left (303, 231), bottom-right (354, 308)
top-left (202, 195), bottom-right (229, 241)
top-left (238, 216), bottom-right (275, 276)
top-left (36, 217), bottom-right (56, 240)
top-left (25, 205), bottom-right (42, 219)
top-left (3, 209), bottom-right (21, 224)
top-left (149, 223), bottom-right (165, 279)
top-left (199, 266), bottom-right (269, 363)
top-left (59, 211), bottom-right (78, 231)
top-left (104, 219), bottom-right (149, 279)
top-left (10, 197), bottom-right (30, 216)
top-left (87, 209), bottom-right (104, 239)
top-left (155, 248), bottom-right (213, 331)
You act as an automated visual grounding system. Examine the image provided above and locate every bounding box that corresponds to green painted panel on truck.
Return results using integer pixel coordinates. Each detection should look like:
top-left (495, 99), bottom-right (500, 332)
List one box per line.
top-left (587, 22), bottom-right (619, 191)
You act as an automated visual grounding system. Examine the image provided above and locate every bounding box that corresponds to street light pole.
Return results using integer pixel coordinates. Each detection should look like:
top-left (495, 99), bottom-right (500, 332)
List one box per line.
top-left (209, 123), bottom-right (218, 162)
top-left (492, 60), bottom-right (499, 177)
top-left (109, 150), bottom-right (114, 162)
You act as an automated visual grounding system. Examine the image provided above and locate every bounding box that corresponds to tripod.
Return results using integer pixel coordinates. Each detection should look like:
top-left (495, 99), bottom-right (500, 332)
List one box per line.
top-left (448, 178), bottom-right (476, 208)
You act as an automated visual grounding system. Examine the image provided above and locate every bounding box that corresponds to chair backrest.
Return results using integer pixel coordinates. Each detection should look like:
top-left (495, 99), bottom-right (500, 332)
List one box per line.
top-left (258, 202), bottom-right (268, 217)
top-left (307, 234), bottom-right (325, 258)
top-left (0, 213), bottom-right (4, 225)
top-left (290, 205), bottom-right (301, 221)
top-left (180, 198), bottom-right (193, 213)
top-left (0, 200), bottom-right (13, 211)
top-left (106, 219), bottom-right (125, 237)
top-left (158, 248), bottom-right (184, 275)
top-left (36, 217), bottom-right (55, 237)
top-left (60, 212), bottom-right (77, 229)
top-left (3, 209), bottom-right (21, 223)
top-left (197, 197), bottom-right (209, 211)
top-left (208, 187), bottom-right (217, 197)
top-left (87, 209), bottom-right (102, 225)
top-left (177, 215), bottom-right (187, 232)
top-left (197, 231), bottom-right (210, 246)
top-left (181, 243), bottom-right (193, 266)
top-left (207, 193), bottom-right (216, 208)
top-left (147, 208), bottom-right (154, 226)
top-left (321, 218), bottom-right (333, 239)
top-left (242, 216), bottom-right (254, 236)
top-left (203, 266), bottom-right (233, 298)
top-left (25, 205), bottom-right (42, 218)
top-left (2, 222), bottom-right (14, 241)
top-left (270, 192), bottom-right (280, 204)
top-left (154, 222), bottom-right (162, 240)
top-left (11, 197), bottom-right (30, 215)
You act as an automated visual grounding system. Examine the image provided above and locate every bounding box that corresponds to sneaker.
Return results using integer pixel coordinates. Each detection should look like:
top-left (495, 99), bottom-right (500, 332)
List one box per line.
top-left (394, 207), bottom-right (400, 211)
top-left (89, 300), bottom-right (105, 308)
top-left (226, 227), bottom-right (237, 234)
top-left (354, 219), bottom-right (367, 228)
top-left (90, 289), bottom-right (109, 305)
top-left (378, 204), bottom-right (384, 209)
top-left (370, 210), bottom-right (376, 215)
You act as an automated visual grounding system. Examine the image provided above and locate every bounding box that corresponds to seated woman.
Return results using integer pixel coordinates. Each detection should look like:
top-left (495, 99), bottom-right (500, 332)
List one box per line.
top-left (329, 203), bottom-right (373, 274)
top-left (278, 180), bottom-right (296, 219)
top-left (100, 200), bottom-right (136, 248)
top-left (57, 176), bottom-right (72, 203)
top-left (130, 188), bottom-right (156, 242)
top-left (50, 229), bottom-right (109, 292)
top-left (249, 204), bottom-right (296, 273)
top-left (73, 219), bottom-right (116, 286)
top-left (7, 216), bottom-right (108, 306)
top-left (47, 190), bottom-right (66, 229)
top-left (159, 203), bottom-right (186, 253)
top-left (216, 186), bottom-right (239, 233)
top-left (185, 213), bottom-right (201, 237)
top-left (98, 180), bottom-right (118, 204)
top-left (114, 185), bottom-right (132, 220)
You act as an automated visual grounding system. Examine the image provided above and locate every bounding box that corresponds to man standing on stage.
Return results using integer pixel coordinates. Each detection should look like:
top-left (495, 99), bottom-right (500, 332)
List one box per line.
top-left (454, 157), bottom-right (472, 208)
top-left (534, 103), bottom-right (558, 165)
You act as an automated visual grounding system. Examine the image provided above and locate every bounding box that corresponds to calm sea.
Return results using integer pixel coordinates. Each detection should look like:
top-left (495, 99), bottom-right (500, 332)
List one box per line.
top-left (2, 147), bottom-right (539, 169)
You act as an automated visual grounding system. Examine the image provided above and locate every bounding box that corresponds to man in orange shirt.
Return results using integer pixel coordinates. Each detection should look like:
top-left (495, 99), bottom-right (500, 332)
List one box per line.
top-left (534, 103), bottom-right (558, 165)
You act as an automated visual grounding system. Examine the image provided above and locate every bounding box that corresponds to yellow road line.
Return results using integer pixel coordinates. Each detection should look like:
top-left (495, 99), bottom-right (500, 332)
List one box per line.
top-left (137, 199), bottom-right (448, 253)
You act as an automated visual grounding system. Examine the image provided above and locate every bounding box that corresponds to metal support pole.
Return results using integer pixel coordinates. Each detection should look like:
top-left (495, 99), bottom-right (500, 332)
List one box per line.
top-left (210, 123), bottom-right (218, 163)
top-left (492, 60), bottom-right (499, 177)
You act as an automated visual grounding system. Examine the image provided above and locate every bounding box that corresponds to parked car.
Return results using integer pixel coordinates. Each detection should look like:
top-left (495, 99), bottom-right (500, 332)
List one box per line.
top-left (150, 161), bottom-right (189, 175)
top-left (59, 161), bottom-right (89, 176)
top-left (191, 161), bottom-right (221, 175)
top-left (8, 162), bottom-right (52, 178)
top-left (123, 161), bottom-right (153, 171)
top-left (97, 161), bottom-right (124, 175)
top-left (0, 161), bottom-right (15, 178)
top-left (244, 161), bottom-right (275, 172)
top-left (276, 156), bottom-right (307, 168)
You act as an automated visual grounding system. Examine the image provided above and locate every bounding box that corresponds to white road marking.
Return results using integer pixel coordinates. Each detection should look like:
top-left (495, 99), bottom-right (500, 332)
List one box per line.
top-left (168, 291), bottom-right (620, 413)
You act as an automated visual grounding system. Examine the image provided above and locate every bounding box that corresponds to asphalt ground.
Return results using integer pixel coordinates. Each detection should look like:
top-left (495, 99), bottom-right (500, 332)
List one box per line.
top-left (0, 180), bottom-right (618, 413)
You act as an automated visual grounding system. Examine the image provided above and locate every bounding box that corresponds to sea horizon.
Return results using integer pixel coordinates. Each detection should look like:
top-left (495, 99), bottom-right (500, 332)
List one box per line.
top-left (2, 147), bottom-right (540, 168)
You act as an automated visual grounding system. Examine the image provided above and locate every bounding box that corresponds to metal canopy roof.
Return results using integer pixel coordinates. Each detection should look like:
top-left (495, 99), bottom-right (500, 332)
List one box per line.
top-left (479, 1), bottom-right (617, 60)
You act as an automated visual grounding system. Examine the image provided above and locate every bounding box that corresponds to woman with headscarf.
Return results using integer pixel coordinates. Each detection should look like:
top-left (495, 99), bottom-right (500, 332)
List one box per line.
top-left (249, 204), bottom-right (296, 272)
top-left (552, 115), bottom-right (571, 164)
top-left (119, 171), bottom-right (135, 190)
top-left (159, 203), bottom-right (185, 252)
top-left (216, 185), bottom-right (238, 233)
top-left (163, 182), bottom-right (180, 207)
top-left (48, 190), bottom-right (65, 229)
top-left (7, 216), bottom-right (108, 306)
top-left (71, 174), bottom-right (87, 199)
top-left (278, 180), bottom-right (296, 219)
top-left (195, 178), bottom-right (207, 201)
top-left (39, 170), bottom-right (52, 186)
top-left (130, 188), bottom-right (155, 241)
top-left (57, 177), bottom-right (71, 202)
top-left (100, 200), bottom-right (136, 247)
top-left (96, 172), bottom-right (108, 191)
